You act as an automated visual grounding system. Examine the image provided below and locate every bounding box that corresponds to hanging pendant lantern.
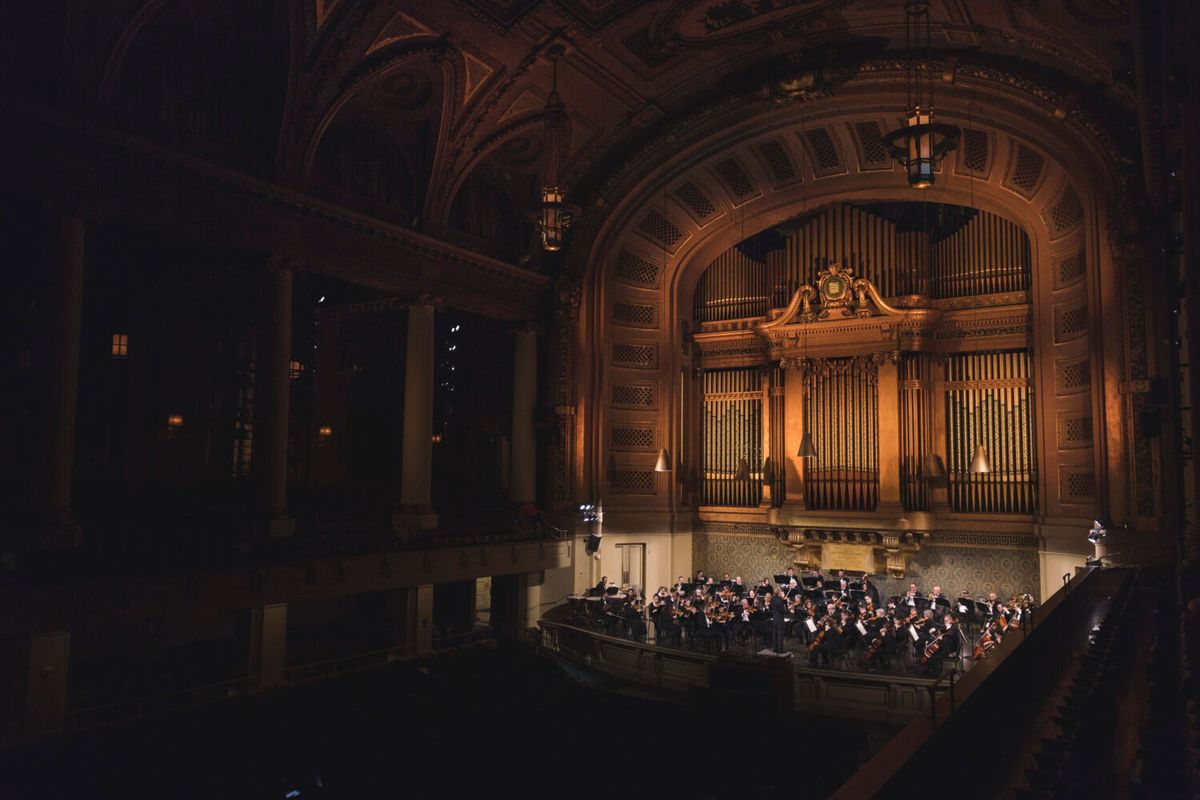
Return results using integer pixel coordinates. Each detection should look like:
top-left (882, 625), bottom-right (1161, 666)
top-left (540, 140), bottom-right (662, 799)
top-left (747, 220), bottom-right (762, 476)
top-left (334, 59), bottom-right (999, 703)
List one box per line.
top-left (537, 45), bottom-right (577, 251)
top-left (882, 0), bottom-right (959, 189)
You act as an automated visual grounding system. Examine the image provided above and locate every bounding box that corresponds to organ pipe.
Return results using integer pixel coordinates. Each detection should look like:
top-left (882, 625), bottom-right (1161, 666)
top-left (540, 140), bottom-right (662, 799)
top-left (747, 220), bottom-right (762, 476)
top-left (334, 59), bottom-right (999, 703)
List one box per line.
top-left (696, 203), bottom-right (1033, 323)
top-left (945, 350), bottom-right (1037, 514)
top-left (803, 358), bottom-right (879, 511)
top-left (702, 367), bottom-right (762, 507)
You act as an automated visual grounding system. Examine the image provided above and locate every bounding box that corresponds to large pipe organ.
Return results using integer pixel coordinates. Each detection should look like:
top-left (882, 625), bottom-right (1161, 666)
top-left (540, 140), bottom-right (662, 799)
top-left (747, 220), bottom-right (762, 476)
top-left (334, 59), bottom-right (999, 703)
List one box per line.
top-left (693, 202), bottom-right (1037, 520)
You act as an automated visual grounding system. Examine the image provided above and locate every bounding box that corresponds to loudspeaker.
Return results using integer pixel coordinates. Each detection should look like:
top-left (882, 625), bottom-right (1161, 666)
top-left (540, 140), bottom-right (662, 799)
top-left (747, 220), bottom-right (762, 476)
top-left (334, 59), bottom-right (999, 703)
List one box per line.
top-left (585, 533), bottom-right (601, 556)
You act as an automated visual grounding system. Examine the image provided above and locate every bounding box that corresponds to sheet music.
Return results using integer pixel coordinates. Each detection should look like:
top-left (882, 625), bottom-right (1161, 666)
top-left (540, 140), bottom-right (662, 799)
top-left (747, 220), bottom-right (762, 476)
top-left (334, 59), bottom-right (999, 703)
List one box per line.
top-left (909, 626), bottom-right (920, 642)
top-left (855, 621), bottom-right (867, 636)
top-left (805, 618), bottom-right (818, 633)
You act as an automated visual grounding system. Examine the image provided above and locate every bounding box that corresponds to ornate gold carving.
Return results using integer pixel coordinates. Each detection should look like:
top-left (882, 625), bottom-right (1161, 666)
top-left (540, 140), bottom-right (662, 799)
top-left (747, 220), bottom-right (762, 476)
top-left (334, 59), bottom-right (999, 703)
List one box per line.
top-left (773, 527), bottom-right (924, 578)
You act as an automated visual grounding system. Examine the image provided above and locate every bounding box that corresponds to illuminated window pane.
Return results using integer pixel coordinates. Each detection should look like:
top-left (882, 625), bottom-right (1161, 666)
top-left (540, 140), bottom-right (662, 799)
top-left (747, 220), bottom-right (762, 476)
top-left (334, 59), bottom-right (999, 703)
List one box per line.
top-left (111, 333), bottom-right (129, 358)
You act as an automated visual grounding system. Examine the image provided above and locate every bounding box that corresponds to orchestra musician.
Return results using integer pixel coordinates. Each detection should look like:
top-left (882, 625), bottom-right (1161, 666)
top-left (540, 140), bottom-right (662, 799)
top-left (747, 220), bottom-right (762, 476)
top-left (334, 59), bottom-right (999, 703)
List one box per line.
top-left (861, 575), bottom-right (881, 608)
top-left (571, 564), bottom-right (1035, 675)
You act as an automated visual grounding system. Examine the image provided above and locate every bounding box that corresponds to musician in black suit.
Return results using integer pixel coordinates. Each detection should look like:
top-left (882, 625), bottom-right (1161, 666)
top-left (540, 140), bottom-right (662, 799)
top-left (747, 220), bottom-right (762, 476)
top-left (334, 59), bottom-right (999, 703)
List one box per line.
top-left (861, 575), bottom-right (881, 608)
top-left (769, 589), bottom-right (788, 654)
top-left (595, 576), bottom-right (610, 593)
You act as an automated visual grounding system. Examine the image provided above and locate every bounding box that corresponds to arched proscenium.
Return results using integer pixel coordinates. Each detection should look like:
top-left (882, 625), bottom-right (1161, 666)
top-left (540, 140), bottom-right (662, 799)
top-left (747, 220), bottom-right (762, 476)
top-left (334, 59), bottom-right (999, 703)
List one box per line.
top-left (570, 75), bottom-right (1135, 548)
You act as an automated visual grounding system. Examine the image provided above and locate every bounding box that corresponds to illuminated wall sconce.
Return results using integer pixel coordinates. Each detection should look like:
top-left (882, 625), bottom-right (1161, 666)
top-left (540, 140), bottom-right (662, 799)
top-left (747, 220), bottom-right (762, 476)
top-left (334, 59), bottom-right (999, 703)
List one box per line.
top-left (167, 414), bottom-right (184, 429)
top-left (431, 433), bottom-right (443, 443)
top-left (112, 333), bottom-right (129, 358)
top-left (289, 360), bottom-right (303, 379)
top-left (318, 426), bottom-right (333, 439)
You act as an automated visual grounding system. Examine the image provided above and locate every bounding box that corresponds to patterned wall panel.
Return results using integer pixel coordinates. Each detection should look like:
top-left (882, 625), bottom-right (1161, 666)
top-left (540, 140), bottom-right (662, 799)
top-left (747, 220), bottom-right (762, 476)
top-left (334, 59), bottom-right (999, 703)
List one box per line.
top-left (612, 300), bottom-right (658, 328)
top-left (1056, 408), bottom-right (1094, 450)
top-left (1052, 299), bottom-right (1089, 343)
top-left (692, 531), bottom-right (1042, 602)
top-left (1052, 250), bottom-right (1086, 290)
top-left (612, 341), bottom-right (657, 369)
top-left (1058, 464), bottom-right (1097, 505)
top-left (1054, 354), bottom-right (1091, 395)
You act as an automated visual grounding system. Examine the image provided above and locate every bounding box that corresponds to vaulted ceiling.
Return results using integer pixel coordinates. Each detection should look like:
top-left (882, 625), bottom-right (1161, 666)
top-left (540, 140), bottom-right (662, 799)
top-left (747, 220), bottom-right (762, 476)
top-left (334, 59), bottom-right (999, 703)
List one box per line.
top-left (10, 0), bottom-right (1143, 270)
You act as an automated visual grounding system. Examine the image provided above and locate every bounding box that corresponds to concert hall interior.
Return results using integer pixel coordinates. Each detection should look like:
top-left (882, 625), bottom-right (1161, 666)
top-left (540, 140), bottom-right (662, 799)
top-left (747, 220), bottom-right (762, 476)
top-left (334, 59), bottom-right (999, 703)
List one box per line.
top-left (2, 1), bottom-right (1198, 797)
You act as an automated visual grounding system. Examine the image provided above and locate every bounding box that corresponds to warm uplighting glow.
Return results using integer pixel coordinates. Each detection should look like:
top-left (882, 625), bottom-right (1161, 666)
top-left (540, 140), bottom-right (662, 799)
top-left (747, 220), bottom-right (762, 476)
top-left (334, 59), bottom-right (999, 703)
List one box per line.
top-left (431, 433), bottom-right (443, 443)
top-left (167, 414), bottom-right (184, 428)
top-left (318, 426), bottom-right (333, 439)
top-left (289, 360), bottom-right (303, 379)
top-left (111, 333), bottom-right (129, 358)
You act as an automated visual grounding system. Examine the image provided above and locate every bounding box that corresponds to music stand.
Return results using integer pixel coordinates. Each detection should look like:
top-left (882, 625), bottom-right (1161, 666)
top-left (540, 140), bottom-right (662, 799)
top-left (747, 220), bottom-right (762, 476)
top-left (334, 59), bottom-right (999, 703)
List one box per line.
top-left (774, 574), bottom-right (791, 586)
top-left (801, 577), bottom-right (819, 588)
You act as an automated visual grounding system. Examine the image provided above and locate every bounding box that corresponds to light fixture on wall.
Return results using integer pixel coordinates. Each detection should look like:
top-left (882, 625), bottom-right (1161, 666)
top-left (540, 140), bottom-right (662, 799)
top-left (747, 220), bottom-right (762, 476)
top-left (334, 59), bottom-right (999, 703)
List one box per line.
top-left (538, 44), bottom-right (576, 251)
top-left (655, 448), bottom-right (672, 472)
top-left (970, 445), bottom-right (992, 474)
top-left (882, 0), bottom-right (959, 189)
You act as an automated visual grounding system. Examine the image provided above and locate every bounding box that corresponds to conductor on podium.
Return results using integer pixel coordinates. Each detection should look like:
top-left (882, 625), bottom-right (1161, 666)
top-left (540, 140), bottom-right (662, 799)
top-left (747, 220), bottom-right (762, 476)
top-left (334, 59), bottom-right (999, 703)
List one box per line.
top-left (770, 589), bottom-right (788, 654)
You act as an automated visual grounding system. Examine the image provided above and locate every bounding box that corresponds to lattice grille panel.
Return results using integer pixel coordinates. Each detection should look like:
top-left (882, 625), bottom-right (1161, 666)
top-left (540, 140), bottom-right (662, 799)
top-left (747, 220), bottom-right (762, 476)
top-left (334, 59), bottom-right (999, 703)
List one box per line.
top-left (1056, 410), bottom-right (1093, 449)
top-left (1054, 251), bottom-right (1086, 289)
top-left (805, 127), bottom-right (842, 172)
top-left (674, 182), bottom-right (717, 220)
top-left (612, 383), bottom-right (655, 407)
top-left (962, 128), bottom-right (989, 173)
top-left (713, 158), bottom-right (756, 198)
top-left (610, 470), bottom-right (655, 493)
top-left (638, 210), bottom-right (684, 249)
top-left (612, 342), bottom-right (656, 369)
top-left (1055, 355), bottom-right (1091, 394)
top-left (758, 140), bottom-right (798, 182)
top-left (1053, 301), bottom-right (1088, 342)
top-left (853, 121), bottom-right (890, 166)
top-left (611, 427), bottom-right (654, 450)
top-left (1007, 144), bottom-right (1045, 196)
top-left (1059, 466), bottom-right (1096, 503)
top-left (1047, 186), bottom-right (1083, 237)
top-left (804, 358), bottom-right (879, 511)
top-left (946, 350), bottom-right (1038, 514)
top-left (702, 367), bottom-right (763, 507)
top-left (612, 301), bottom-right (657, 327)
top-left (613, 250), bottom-right (660, 287)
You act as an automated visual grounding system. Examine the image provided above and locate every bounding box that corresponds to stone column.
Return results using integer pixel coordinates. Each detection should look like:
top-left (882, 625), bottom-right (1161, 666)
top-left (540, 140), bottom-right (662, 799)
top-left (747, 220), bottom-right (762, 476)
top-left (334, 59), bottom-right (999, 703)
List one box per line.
top-left (511, 328), bottom-right (537, 505)
top-left (39, 216), bottom-right (85, 549)
top-left (394, 304), bottom-right (438, 532)
top-left (248, 603), bottom-right (287, 690)
top-left (877, 358), bottom-right (903, 515)
top-left (259, 265), bottom-right (294, 537)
